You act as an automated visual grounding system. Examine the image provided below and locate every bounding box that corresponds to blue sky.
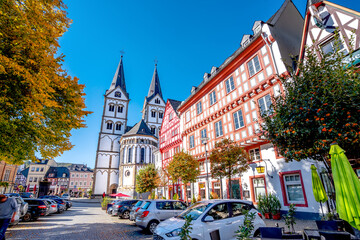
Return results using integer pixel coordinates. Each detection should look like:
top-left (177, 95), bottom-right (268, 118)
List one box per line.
top-left (56, 0), bottom-right (359, 167)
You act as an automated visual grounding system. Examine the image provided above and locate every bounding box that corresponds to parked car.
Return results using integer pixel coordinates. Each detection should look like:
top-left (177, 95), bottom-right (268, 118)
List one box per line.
top-left (61, 193), bottom-right (70, 200)
top-left (39, 196), bottom-right (66, 212)
top-left (135, 200), bottom-right (188, 233)
top-left (111, 200), bottom-right (138, 218)
top-left (22, 199), bottom-right (50, 221)
top-left (129, 200), bottom-right (144, 221)
top-left (154, 199), bottom-right (265, 240)
top-left (107, 200), bottom-right (122, 215)
top-left (20, 192), bottom-right (34, 198)
top-left (5, 194), bottom-right (28, 217)
top-left (42, 199), bottom-right (58, 214)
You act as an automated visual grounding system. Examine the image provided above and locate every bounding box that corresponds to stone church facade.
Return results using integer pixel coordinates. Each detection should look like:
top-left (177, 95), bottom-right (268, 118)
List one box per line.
top-left (93, 57), bottom-right (165, 196)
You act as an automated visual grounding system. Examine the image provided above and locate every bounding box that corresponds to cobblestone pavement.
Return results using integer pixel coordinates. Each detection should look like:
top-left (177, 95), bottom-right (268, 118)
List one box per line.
top-left (6, 201), bottom-right (152, 240)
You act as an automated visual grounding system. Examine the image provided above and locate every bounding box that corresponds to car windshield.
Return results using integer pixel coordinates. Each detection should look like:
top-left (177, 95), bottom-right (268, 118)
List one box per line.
top-left (141, 201), bottom-right (151, 209)
top-left (177, 202), bottom-right (212, 220)
top-left (135, 201), bottom-right (143, 207)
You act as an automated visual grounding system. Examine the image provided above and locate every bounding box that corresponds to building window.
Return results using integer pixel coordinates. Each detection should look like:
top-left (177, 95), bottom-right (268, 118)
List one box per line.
top-left (200, 128), bottom-right (207, 140)
top-left (199, 182), bottom-right (206, 199)
top-left (196, 101), bottom-right (202, 115)
top-left (247, 55), bottom-right (261, 77)
top-left (185, 111), bottom-right (190, 122)
top-left (36, 168), bottom-right (39, 172)
top-left (209, 91), bottom-right (217, 105)
top-left (76, 174), bottom-right (79, 177)
top-left (71, 174), bottom-right (74, 177)
top-left (85, 174), bottom-right (87, 178)
top-left (258, 94), bottom-right (272, 116)
top-left (233, 109), bottom-right (245, 130)
top-left (213, 182), bottom-right (221, 198)
top-left (62, 173), bottom-right (66, 178)
top-left (249, 148), bottom-right (260, 161)
top-left (151, 111), bottom-right (156, 118)
top-left (128, 148), bottom-right (132, 163)
top-left (115, 123), bottom-right (122, 131)
top-left (34, 177), bottom-right (38, 182)
top-left (31, 167), bottom-right (35, 172)
top-left (3, 170), bottom-right (10, 181)
top-left (189, 135), bottom-right (195, 149)
top-left (29, 177), bottom-right (33, 182)
top-left (108, 105), bottom-right (115, 112)
top-left (199, 161), bottom-right (205, 172)
top-left (114, 91), bottom-right (121, 98)
top-left (252, 177), bottom-right (266, 201)
top-left (151, 127), bottom-right (156, 135)
top-left (106, 122), bottom-right (113, 130)
top-left (215, 120), bottom-right (223, 138)
top-left (159, 112), bottom-right (163, 119)
top-left (80, 182), bottom-right (82, 186)
top-left (279, 171), bottom-right (308, 207)
top-left (225, 77), bottom-right (235, 94)
top-left (118, 106), bottom-right (123, 113)
top-left (321, 38), bottom-right (347, 56)
top-left (169, 113), bottom-right (173, 121)
top-left (155, 98), bottom-right (160, 104)
top-left (140, 148), bottom-right (145, 163)
top-left (71, 182), bottom-right (74, 185)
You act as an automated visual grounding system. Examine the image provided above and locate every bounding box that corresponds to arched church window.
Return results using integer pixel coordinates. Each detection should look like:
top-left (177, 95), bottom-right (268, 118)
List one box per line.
top-left (106, 122), bottom-right (113, 130)
top-left (151, 110), bottom-right (156, 118)
top-left (118, 105), bottom-right (123, 113)
top-left (125, 170), bottom-right (130, 177)
top-left (150, 127), bottom-right (156, 135)
top-left (159, 112), bottom-right (163, 119)
top-left (128, 148), bottom-right (132, 163)
top-left (155, 98), bottom-right (160, 104)
top-left (115, 123), bottom-right (122, 131)
top-left (140, 148), bottom-right (145, 163)
top-left (108, 104), bottom-right (115, 112)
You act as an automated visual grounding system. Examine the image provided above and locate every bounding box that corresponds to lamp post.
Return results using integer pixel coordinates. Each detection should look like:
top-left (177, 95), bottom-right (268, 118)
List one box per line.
top-left (201, 137), bottom-right (211, 200)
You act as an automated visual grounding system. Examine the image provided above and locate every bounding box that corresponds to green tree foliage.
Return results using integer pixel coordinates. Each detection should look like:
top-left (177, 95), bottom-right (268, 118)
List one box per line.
top-left (179, 215), bottom-right (193, 240)
top-left (235, 211), bottom-right (256, 240)
top-left (135, 164), bottom-right (160, 194)
top-left (260, 37), bottom-right (360, 162)
top-left (167, 151), bottom-right (200, 201)
top-left (0, 0), bottom-right (91, 164)
top-left (209, 138), bottom-right (250, 198)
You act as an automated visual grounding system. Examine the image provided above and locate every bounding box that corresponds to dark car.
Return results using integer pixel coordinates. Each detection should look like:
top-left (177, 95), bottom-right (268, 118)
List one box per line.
top-left (22, 199), bottom-right (50, 221)
top-left (112, 200), bottom-right (138, 219)
top-left (20, 192), bottom-right (34, 198)
top-left (64, 200), bottom-right (72, 209)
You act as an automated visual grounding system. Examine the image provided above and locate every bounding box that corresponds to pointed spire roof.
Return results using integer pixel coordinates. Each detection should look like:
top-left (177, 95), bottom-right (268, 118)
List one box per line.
top-left (147, 64), bottom-right (163, 100)
top-left (110, 55), bottom-right (127, 93)
top-left (122, 119), bottom-right (156, 138)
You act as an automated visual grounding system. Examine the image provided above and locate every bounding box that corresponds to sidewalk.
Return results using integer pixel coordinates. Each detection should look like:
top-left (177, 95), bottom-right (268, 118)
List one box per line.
top-left (70, 197), bottom-right (102, 204)
top-left (264, 219), bottom-right (316, 232)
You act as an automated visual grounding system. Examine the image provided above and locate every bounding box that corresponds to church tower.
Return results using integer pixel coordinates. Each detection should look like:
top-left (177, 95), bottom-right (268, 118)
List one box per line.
top-left (93, 56), bottom-right (129, 195)
top-left (141, 64), bottom-right (166, 137)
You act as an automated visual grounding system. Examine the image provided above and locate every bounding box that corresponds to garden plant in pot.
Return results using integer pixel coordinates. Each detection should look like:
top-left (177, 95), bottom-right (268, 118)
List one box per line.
top-left (257, 194), bottom-right (271, 219)
top-left (270, 194), bottom-right (282, 220)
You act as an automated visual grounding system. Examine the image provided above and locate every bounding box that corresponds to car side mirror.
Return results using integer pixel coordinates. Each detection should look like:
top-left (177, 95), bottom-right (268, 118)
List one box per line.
top-left (203, 215), bottom-right (214, 222)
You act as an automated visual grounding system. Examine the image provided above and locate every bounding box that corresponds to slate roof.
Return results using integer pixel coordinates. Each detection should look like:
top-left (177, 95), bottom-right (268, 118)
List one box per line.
top-left (45, 167), bottom-right (70, 178)
top-left (21, 168), bottom-right (29, 178)
top-left (110, 56), bottom-right (128, 98)
top-left (267, 0), bottom-right (296, 25)
top-left (69, 164), bottom-right (93, 172)
top-left (146, 64), bottom-right (163, 101)
top-left (123, 119), bottom-right (156, 138)
top-left (168, 99), bottom-right (182, 117)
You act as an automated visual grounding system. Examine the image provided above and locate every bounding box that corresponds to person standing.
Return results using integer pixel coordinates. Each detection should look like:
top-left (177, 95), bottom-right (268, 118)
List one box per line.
top-left (102, 192), bottom-right (106, 198)
top-left (0, 194), bottom-right (17, 240)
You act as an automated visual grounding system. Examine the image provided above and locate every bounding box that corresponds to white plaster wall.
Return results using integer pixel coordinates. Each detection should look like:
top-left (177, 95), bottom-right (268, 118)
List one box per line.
top-left (94, 171), bottom-right (108, 195)
top-left (111, 155), bottom-right (120, 168)
top-left (96, 154), bottom-right (110, 168)
top-left (123, 166), bottom-right (134, 186)
top-left (99, 135), bottom-right (113, 151)
top-left (109, 171), bottom-right (119, 187)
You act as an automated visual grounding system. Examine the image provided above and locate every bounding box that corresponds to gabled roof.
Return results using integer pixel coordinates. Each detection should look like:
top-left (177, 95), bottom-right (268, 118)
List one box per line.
top-left (267, 0), bottom-right (297, 25)
top-left (109, 56), bottom-right (128, 97)
top-left (147, 64), bottom-right (163, 101)
top-left (69, 164), bottom-right (93, 172)
top-left (168, 99), bottom-right (182, 117)
top-left (123, 119), bottom-right (156, 138)
top-left (21, 168), bottom-right (29, 178)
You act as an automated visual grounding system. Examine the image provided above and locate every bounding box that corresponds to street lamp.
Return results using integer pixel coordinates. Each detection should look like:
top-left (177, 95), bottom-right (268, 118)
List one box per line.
top-left (201, 137), bottom-right (211, 200)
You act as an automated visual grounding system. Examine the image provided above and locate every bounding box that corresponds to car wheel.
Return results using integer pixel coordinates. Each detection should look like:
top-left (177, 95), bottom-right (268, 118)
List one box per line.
top-left (122, 211), bottom-right (130, 219)
top-left (22, 213), bottom-right (31, 222)
top-left (147, 220), bottom-right (159, 234)
top-left (253, 229), bottom-right (260, 237)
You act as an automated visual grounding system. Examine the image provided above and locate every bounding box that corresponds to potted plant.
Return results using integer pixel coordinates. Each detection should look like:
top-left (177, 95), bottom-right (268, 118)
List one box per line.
top-left (270, 194), bottom-right (282, 220)
top-left (257, 194), bottom-right (271, 219)
top-left (101, 197), bottom-right (110, 210)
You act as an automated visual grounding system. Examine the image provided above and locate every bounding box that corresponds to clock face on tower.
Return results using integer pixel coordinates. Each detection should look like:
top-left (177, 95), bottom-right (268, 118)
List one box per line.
top-left (114, 91), bottom-right (121, 98)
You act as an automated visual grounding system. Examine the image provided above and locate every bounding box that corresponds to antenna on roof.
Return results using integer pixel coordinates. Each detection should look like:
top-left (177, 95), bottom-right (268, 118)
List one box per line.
top-left (154, 57), bottom-right (158, 66)
top-left (120, 49), bottom-right (125, 58)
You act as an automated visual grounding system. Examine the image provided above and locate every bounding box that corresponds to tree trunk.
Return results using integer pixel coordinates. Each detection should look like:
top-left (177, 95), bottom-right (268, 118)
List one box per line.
top-left (220, 176), bottom-right (223, 199)
top-left (229, 174), bottom-right (232, 199)
top-left (184, 182), bottom-right (188, 203)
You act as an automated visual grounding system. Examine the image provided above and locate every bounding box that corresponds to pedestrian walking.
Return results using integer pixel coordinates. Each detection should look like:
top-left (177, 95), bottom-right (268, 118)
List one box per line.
top-left (102, 192), bottom-right (106, 198)
top-left (0, 194), bottom-right (17, 240)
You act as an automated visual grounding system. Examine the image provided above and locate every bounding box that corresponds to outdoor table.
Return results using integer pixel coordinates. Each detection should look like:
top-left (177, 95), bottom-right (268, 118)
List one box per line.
top-left (303, 229), bottom-right (356, 240)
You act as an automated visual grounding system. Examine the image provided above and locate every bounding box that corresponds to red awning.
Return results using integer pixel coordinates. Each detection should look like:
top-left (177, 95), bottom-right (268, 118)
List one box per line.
top-left (109, 193), bottom-right (131, 197)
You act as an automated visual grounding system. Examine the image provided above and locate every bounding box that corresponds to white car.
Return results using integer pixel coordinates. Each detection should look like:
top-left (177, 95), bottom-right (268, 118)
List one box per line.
top-left (43, 199), bottom-right (58, 214)
top-left (154, 199), bottom-right (265, 240)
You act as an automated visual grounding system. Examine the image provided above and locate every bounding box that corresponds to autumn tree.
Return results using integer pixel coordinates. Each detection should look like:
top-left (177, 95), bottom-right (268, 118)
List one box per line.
top-left (167, 151), bottom-right (200, 202)
top-left (0, 0), bottom-right (91, 164)
top-left (260, 37), bottom-right (360, 164)
top-left (136, 164), bottom-right (160, 196)
top-left (209, 138), bottom-right (250, 199)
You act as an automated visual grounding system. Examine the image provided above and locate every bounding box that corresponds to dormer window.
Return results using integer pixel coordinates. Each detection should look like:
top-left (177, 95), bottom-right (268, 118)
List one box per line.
top-left (155, 98), bottom-right (160, 104)
top-left (114, 91), bottom-right (121, 98)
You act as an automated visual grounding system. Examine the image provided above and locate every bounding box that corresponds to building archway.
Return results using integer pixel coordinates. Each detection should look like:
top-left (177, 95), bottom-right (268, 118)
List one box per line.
top-left (109, 184), bottom-right (118, 194)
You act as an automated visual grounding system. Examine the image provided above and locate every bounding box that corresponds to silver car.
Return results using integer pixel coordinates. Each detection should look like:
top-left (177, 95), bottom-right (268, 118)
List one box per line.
top-left (43, 199), bottom-right (58, 214)
top-left (129, 200), bottom-right (144, 221)
top-left (135, 200), bottom-right (187, 233)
